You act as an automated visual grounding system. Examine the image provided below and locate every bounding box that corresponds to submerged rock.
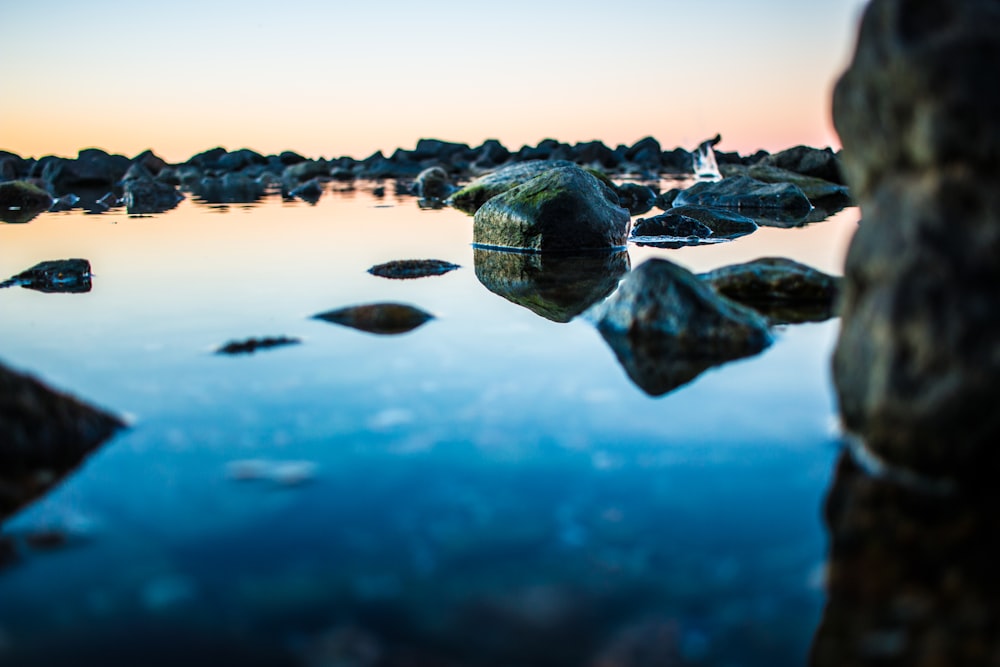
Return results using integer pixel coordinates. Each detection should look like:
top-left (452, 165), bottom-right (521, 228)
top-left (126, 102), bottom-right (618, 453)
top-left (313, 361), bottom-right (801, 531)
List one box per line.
top-left (0, 180), bottom-right (54, 224)
top-left (673, 176), bottom-right (813, 215)
top-left (832, 0), bottom-right (1000, 482)
top-left (368, 259), bottom-right (460, 280)
top-left (1, 360), bottom-right (124, 519)
top-left (313, 303), bottom-right (434, 335)
top-left (1, 259), bottom-right (92, 293)
top-left (474, 248), bottom-right (629, 323)
top-left (448, 160), bottom-right (577, 213)
top-left (473, 165), bottom-right (630, 252)
top-left (699, 257), bottom-right (842, 324)
top-left (591, 258), bottom-right (772, 395)
top-left (216, 336), bottom-right (301, 355)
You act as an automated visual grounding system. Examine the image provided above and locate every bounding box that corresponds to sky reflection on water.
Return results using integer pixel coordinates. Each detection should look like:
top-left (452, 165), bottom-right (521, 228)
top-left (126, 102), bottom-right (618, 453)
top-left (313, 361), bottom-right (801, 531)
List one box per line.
top-left (0, 188), bottom-right (858, 666)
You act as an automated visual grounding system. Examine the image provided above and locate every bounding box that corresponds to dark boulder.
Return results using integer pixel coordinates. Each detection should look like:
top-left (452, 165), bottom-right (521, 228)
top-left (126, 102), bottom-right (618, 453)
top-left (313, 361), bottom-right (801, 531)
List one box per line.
top-left (832, 0), bottom-right (1000, 482)
top-left (282, 159), bottom-right (330, 185)
top-left (699, 257), bottom-right (841, 323)
top-left (313, 303), bottom-right (434, 335)
top-left (470, 139), bottom-right (511, 168)
top-left (289, 178), bottom-right (323, 204)
top-left (414, 166), bottom-right (455, 201)
top-left (186, 147), bottom-right (228, 170)
top-left (624, 136), bottom-right (662, 168)
top-left (570, 141), bottom-right (620, 169)
top-left (40, 149), bottom-right (129, 194)
top-left (449, 160), bottom-right (577, 214)
top-left (615, 182), bottom-right (657, 215)
top-left (673, 176), bottom-right (813, 215)
top-left (368, 259), bottom-right (460, 280)
top-left (0, 180), bottom-right (54, 224)
top-left (590, 258), bottom-right (772, 395)
top-left (756, 145), bottom-right (844, 184)
top-left (631, 213), bottom-right (713, 242)
top-left (472, 165), bottom-right (630, 252)
top-left (1, 259), bottom-right (92, 293)
top-left (720, 163), bottom-right (850, 204)
top-left (124, 178), bottom-right (184, 214)
top-left (216, 148), bottom-right (267, 172)
top-left (474, 248), bottom-right (629, 323)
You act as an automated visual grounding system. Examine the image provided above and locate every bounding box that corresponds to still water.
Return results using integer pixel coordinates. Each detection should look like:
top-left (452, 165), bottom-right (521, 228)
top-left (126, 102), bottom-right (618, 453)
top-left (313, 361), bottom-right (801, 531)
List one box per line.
top-left (0, 182), bottom-right (858, 666)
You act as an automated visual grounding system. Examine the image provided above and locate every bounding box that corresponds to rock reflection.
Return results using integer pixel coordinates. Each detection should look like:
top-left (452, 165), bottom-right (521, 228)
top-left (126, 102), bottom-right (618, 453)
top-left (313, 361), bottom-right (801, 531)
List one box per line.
top-left (811, 452), bottom-right (1000, 667)
top-left (1, 362), bottom-right (124, 529)
top-left (474, 248), bottom-right (629, 323)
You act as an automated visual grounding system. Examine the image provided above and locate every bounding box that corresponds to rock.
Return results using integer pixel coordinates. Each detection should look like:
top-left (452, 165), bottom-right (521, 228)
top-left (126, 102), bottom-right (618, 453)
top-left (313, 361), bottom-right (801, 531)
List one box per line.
top-left (282, 159), bottom-right (330, 186)
top-left (39, 149), bottom-right (129, 193)
top-left (631, 213), bottom-right (713, 243)
top-left (673, 175), bottom-right (813, 215)
top-left (590, 258), bottom-right (772, 395)
top-left (472, 165), bottom-right (630, 252)
top-left (313, 303), bottom-right (434, 335)
top-left (474, 248), bottom-right (629, 322)
top-left (615, 182), bottom-right (658, 215)
top-left (186, 147), bottom-right (228, 170)
top-left (95, 192), bottom-right (121, 209)
top-left (448, 159), bottom-right (578, 214)
top-left (216, 336), bottom-right (301, 355)
top-left (720, 163), bottom-right (851, 203)
top-left (470, 139), bottom-right (511, 168)
top-left (1, 259), bottom-right (92, 293)
top-left (131, 149), bottom-right (170, 177)
top-left (631, 207), bottom-right (757, 248)
top-left (832, 0), bottom-right (1000, 482)
top-left (368, 259), bottom-right (460, 280)
top-left (1, 360), bottom-right (124, 519)
top-left (666, 205), bottom-right (758, 235)
top-left (661, 148), bottom-right (694, 173)
top-left (654, 187), bottom-right (682, 209)
top-left (0, 180), bottom-right (54, 223)
top-left (623, 136), bottom-right (663, 169)
top-left (570, 140), bottom-right (619, 169)
top-left (413, 166), bottom-right (454, 201)
top-left (192, 173), bottom-right (266, 204)
top-left (124, 178), bottom-right (184, 214)
top-left (699, 257), bottom-right (842, 323)
top-left (756, 145), bottom-right (844, 184)
top-left (216, 148), bottom-right (266, 172)
top-left (289, 178), bottom-right (323, 204)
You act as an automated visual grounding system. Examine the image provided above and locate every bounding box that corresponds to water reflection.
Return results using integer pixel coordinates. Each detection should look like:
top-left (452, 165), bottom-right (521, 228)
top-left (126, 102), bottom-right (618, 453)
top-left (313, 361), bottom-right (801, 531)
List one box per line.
top-left (474, 248), bottom-right (629, 323)
top-left (811, 453), bottom-right (1000, 667)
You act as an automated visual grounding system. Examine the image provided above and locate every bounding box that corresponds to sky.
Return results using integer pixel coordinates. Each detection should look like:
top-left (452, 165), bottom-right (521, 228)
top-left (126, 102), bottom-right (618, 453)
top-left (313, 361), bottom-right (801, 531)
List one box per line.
top-left (1, 1), bottom-right (869, 163)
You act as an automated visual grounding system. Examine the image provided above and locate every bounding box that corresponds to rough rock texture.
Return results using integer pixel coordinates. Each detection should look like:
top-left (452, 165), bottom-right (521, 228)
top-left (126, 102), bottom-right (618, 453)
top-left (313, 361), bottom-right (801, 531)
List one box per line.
top-left (811, 453), bottom-right (1000, 667)
top-left (1, 259), bottom-right (92, 293)
top-left (0, 180), bottom-right (54, 224)
top-left (591, 259), bottom-right (772, 395)
top-left (368, 259), bottom-right (460, 280)
top-left (472, 165), bottom-right (630, 253)
top-left (720, 163), bottom-right (850, 203)
top-left (832, 0), bottom-right (1000, 481)
top-left (474, 248), bottom-right (628, 323)
top-left (673, 176), bottom-right (813, 215)
top-left (313, 303), bottom-right (434, 335)
top-left (1, 360), bottom-right (124, 519)
top-left (449, 160), bottom-right (577, 213)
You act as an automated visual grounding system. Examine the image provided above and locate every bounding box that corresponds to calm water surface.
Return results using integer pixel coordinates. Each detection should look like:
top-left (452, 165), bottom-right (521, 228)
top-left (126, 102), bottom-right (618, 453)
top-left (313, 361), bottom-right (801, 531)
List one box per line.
top-left (0, 182), bottom-right (859, 666)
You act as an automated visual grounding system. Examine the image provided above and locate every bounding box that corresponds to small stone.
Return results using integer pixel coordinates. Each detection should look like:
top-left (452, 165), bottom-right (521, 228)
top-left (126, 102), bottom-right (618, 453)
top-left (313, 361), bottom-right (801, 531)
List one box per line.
top-left (1, 259), bottom-right (92, 293)
top-left (367, 259), bottom-right (460, 280)
top-left (215, 336), bottom-right (301, 355)
top-left (313, 303), bottom-right (434, 335)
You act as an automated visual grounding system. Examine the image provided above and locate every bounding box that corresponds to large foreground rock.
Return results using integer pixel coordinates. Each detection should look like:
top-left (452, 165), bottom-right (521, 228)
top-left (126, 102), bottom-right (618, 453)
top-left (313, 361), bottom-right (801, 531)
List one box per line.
top-left (474, 248), bottom-right (628, 322)
top-left (591, 259), bottom-right (772, 395)
top-left (832, 0), bottom-right (1000, 481)
top-left (473, 165), bottom-right (630, 252)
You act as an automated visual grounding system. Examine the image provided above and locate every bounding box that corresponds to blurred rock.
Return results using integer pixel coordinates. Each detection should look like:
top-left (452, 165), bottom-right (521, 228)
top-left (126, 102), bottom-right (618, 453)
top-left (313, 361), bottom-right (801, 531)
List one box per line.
top-left (720, 163), bottom-right (850, 204)
top-left (124, 177), bottom-right (184, 214)
top-left (756, 144), bottom-right (844, 185)
top-left (615, 182), bottom-right (658, 215)
top-left (0, 180), bottom-right (53, 224)
top-left (473, 165), bottom-right (630, 252)
top-left (215, 336), bottom-right (301, 355)
top-left (413, 166), bottom-right (455, 202)
top-left (832, 0), bottom-right (1000, 481)
top-left (1, 259), bottom-right (92, 293)
top-left (475, 248), bottom-right (629, 322)
top-left (313, 303), bottom-right (434, 335)
top-left (674, 176), bottom-right (812, 215)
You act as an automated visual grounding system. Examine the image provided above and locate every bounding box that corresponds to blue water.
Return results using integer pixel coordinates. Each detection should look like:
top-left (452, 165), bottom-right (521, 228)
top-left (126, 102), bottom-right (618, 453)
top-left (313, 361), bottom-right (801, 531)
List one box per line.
top-left (0, 185), bottom-right (858, 666)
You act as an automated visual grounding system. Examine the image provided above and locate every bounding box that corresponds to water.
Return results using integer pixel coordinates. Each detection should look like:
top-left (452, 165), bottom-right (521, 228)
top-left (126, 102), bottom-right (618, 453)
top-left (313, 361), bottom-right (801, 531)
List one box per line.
top-left (0, 183), bottom-right (859, 666)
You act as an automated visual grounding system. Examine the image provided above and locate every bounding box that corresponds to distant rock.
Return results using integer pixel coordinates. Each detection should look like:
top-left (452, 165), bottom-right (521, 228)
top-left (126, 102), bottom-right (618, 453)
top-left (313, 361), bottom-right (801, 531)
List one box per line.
top-left (216, 336), bottom-right (301, 355)
top-left (368, 259), bottom-right (460, 280)
top-left (0, 180), bottom-right (53, 224)
top-left (289, 178), bottom-right (323, 204)
top-left (756, 145), bottom-right (844, 184)
top-left (39, 149), bottom-right (129, 194)
top-left (124, 178), bottom-right (184, 214)
top-left (449, 160), bottom-right (578, 214)
top-left (720, 163), bottom-right (850, 203)
top-left (1, 259), bottom-right (92, 293)
top-left (623, 136), bottom-right (662, 169)
top-left (673, 176), bottom-right (813, 215)
top-left (473, 165), bottom-right (630, 252)
top-left (414, 166), bottom-right (455, 201)
top-left (699, 257), bottom-right (841, 323)
top-left (474, 248), bottom-right (628, 322)
top-left (313, 303), bottom-right (434, 335)
top-left (591, 258), bottom-right (772, 395)
top-left (615, 182), bottom-right (657, 215)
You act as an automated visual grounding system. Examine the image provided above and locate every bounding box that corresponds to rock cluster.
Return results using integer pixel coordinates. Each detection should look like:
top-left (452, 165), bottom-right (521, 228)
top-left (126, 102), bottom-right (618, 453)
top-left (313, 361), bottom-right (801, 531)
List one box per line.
top-left (832, 0), bottom-right (1000, 482)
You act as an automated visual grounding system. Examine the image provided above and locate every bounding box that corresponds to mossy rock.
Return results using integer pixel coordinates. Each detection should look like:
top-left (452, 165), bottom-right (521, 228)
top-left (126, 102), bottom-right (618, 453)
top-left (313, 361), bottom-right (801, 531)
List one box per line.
top-left (472, 165), bottom-right (630, 253)
top-left (448, 160), bottom-right (577, 213)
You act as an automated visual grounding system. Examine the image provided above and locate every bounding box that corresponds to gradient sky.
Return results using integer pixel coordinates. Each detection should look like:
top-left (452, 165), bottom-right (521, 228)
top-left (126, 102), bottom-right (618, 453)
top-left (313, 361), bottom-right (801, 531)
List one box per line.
top-left (1, 1), bottom-right (869, 163)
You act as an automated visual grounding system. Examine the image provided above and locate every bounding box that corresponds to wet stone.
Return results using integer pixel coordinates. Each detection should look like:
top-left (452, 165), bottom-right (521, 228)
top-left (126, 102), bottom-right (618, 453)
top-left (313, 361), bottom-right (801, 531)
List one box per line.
top-left (367, 259), bottom-right (460, 280)
top-left (313, 303), bottom-right (434, 335)
top-left (1, 259), bottom-right (93, 293)
top-left (215, 336), bottom-right (301, 355)
top-left (674, 175), bottom-right (813, 215)
top-left (0, 181), bottom-right (54, 224)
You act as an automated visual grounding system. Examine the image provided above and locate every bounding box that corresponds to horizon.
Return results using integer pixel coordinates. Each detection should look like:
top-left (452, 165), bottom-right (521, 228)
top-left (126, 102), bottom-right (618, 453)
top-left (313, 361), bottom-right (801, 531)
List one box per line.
top-left (1, 1), bottom-right (869, 164)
